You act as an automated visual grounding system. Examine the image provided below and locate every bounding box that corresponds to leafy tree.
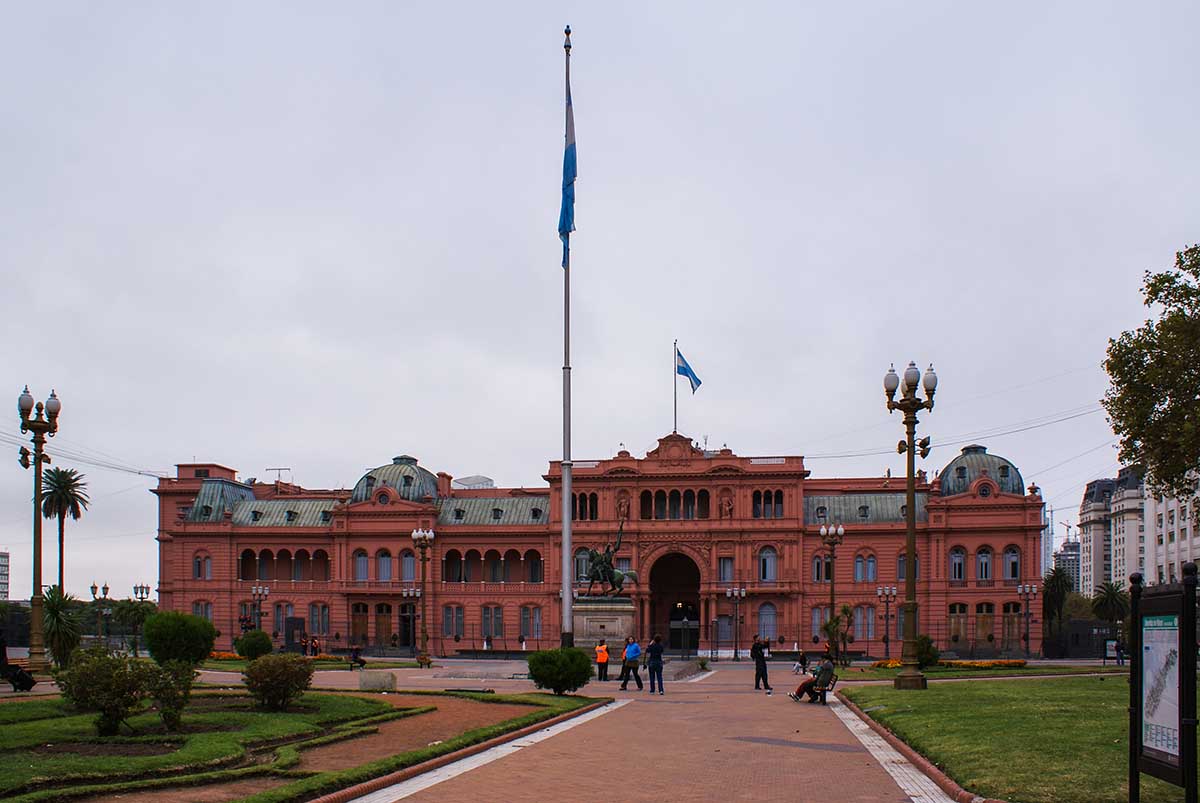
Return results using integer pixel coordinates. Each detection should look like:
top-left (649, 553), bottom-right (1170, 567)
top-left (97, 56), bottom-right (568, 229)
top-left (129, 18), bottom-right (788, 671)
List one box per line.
top-left (55, 647), bottom-right (158, 736)
top-left (143, 611), bottom-right (216, 666)
top-left (40, 467), bottom-right (90, 590)
top-left (43, 586), bottom-right (82, 669)
top-left (1092, 582), bottom-right (1131, 626)
top-left (1043, 568), bottom-right (1072, 635)
top-left (1103, 245), bottom-right (1200, 505)
top-left (1062, 592), bottom-right (1094, 623)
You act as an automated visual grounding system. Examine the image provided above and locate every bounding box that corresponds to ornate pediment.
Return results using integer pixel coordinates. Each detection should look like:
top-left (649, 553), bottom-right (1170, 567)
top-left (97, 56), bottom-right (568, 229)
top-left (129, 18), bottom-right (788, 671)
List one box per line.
top-left (645, 433), bottom-right (705, 462)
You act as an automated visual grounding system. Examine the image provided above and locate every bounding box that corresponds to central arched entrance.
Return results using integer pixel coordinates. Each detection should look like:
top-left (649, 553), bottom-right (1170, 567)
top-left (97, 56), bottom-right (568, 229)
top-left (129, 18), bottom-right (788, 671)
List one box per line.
top-left (649, 552), bottom-right (701, 651)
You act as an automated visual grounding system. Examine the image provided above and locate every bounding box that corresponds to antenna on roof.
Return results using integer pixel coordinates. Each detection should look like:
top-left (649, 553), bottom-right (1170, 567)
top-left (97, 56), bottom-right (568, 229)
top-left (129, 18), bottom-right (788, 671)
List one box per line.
top-left (266, 467), bottom-right (293, 483)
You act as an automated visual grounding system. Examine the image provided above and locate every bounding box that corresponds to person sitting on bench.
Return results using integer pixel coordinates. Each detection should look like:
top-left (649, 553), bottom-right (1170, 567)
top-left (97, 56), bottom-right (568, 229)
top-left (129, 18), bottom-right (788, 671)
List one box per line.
top-left (348, 645), bottom-right (367, 670)
top-left (789, 653), bottom-right (835, 703)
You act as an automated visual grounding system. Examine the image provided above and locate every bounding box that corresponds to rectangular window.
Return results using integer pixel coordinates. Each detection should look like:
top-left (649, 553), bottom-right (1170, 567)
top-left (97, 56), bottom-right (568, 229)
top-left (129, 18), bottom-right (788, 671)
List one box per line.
top-left (718, 557), bottom-right (734, 583)
top-left (442, 605), bottom-right (464, 637)
top-left (482, 605), bottom-right (504, 639)
top-left (520, 606), bottom-right (542, 639)
top-left (401, 553), bottom-right (416, 582)
top-left (616, 557), bottom-right (631, 573)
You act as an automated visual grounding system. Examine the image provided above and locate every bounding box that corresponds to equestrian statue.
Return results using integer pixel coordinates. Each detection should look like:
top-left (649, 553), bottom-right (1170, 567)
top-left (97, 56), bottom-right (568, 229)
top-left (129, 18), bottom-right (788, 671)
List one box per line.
top-left (584, 514), bottom-right (638, 596)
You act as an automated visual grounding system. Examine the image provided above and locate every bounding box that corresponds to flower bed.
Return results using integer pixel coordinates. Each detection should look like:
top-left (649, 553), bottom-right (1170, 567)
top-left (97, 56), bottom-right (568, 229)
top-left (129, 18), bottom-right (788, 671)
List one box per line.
top-left (868, 658), bottom-right (1027, 670)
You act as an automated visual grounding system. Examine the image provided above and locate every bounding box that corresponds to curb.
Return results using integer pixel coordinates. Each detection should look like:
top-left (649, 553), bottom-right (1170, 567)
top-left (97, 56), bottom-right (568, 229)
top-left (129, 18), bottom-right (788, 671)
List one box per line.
top-left (310, 698), bottom-right (611, 803)
top-left (835, 691), bottom-right (1010, 803)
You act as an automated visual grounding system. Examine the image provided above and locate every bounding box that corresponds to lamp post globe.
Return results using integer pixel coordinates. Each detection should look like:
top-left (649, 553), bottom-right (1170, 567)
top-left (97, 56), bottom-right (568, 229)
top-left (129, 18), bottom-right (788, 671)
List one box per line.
top-left (411, 527), bottom-right (435, 668)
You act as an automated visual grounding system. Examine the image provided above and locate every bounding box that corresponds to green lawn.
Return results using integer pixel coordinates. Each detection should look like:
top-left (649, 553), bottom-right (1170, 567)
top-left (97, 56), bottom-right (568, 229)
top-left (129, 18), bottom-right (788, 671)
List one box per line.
top-left (836, 664), bottom-right (1127, 681)
top-left (843, 677), bottom-right (1188, 803)
top-left (201, 658), bottom-right (422, 672)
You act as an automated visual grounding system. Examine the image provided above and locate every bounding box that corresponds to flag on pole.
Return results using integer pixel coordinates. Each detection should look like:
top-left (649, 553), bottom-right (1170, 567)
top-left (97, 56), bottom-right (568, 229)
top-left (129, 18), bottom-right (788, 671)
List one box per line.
top-left (676, 347), bottom-right (702, 393)
top-left (557, 27), bottom-right (576, 269)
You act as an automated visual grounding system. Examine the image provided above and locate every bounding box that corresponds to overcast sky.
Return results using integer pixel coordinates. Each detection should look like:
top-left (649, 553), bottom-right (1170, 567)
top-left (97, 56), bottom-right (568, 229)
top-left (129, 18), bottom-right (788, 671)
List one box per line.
top-left (3, 3), bottom-right (1197, 601)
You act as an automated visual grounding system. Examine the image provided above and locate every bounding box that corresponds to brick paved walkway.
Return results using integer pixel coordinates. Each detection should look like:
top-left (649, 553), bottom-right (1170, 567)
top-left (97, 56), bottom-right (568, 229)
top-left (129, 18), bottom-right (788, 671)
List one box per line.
top-left (363, 664), bottom-right (924, 803)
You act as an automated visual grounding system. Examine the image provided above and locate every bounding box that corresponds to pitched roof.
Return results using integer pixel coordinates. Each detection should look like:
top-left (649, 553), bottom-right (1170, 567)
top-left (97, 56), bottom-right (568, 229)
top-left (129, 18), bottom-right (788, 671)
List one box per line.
top-left (803, 492), bottom-right (928, 525)
top-left (186, 479), bottom-right (256, 522)
top-left (232, 499), bottom-right (337, 527)
top-left (436, 496), bottom-right (550, 526)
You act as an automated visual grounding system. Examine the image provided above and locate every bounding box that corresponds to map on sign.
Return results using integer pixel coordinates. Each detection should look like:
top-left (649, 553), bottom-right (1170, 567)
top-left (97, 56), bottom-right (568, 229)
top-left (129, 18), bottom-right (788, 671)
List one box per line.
top-left (1142, 613), bottom-right (1181, 762)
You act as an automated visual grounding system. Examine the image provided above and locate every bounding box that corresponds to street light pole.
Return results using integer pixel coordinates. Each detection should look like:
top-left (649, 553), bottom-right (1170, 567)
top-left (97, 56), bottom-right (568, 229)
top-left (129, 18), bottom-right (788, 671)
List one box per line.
top-left (133, 583), bottom-right (150, 656)
top-left (820, 524), bottom-right (845, 657)
top-left (1018, 583), bottom-right (1039, 658)
top-left (16, 386), bottom-right (61, 674)
top-left (90, 581), bottom-right (110, 646)
top-left (877, 585), bottom-right (897, 659)
top-left (725, 587), bottom-right (746, 661)
top-left (884, 362), bottom-right (937, 690)
top-left (411, 528), bottom-right (435, 668)
top-left (251, 585), bottom-right (270, 631)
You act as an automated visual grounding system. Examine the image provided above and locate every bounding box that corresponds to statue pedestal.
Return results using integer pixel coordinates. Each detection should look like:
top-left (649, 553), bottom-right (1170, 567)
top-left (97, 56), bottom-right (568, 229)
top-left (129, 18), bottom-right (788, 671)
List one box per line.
top-left (573, 595), bottom-right (635, 650)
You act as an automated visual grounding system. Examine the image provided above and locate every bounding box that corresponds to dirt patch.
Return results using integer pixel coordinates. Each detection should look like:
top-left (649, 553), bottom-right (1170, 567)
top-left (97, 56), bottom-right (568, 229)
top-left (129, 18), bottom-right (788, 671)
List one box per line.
top-left (297, 694), bottom-right (539, 771)
top-left (29, 742), bottom-right (178, 757)
top-left (75, 775), bottom-right (286, 802)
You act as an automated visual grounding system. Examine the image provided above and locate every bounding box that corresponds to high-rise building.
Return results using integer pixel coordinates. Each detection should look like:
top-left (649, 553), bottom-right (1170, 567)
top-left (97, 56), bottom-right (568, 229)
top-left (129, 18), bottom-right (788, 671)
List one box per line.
top-left (1109, 466), bottom-right (1145, 587)
top-left (1078, 479), bottom-right (1116, 594)
top-left (1145, 488), bottom-right (1200, 584)
top-left (1053, 540), bottom-right (1081, 592)
top-left (0, 549), bottom-right (9, 600)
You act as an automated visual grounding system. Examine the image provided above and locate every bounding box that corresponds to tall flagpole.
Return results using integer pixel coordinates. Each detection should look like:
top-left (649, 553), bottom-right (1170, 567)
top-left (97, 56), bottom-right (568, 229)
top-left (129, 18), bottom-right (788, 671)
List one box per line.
top-left (559, 26), bottom-right (574, 649)
top-left (673, 339), bottom-right (678, 433)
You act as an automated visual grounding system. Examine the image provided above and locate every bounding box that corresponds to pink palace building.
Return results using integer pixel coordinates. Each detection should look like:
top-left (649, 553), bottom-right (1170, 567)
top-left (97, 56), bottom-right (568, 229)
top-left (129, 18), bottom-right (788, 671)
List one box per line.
top-left (154, 434), bottom-right (1045, 657)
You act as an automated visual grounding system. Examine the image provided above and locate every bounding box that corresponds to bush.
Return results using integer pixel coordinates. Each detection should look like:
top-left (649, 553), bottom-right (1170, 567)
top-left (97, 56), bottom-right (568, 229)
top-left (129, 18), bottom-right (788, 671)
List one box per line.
top-left (55, 647), bottom-right (158, 736)
top-left (150, 660), bottom-right (197, 731)
top-left (916, 634), bottom-right (939, 669)
top-left (527, 648), bottom-right (592, 695)
top-left (243, 653), bottom-right (313, 711)
top-left (143, 611), bottom-right (216, 666)
top-left (43, 586), bottom-right (82, 669)
top-left (234, 629), bottom-right (273, 661)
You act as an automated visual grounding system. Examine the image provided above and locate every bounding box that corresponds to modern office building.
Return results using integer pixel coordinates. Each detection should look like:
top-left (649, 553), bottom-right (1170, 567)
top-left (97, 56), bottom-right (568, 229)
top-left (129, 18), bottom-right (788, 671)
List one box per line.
top-left (1078, 479), bottom-right (1116, 594)
top-left (1053, 540), bottom-right (1081, 592)
top-left (1145, 490), bottom-right (1199, 584)
top-left (1108, 466), bottom-right (1145, 586)
top-left (0, 549), bottom-right (8, 600)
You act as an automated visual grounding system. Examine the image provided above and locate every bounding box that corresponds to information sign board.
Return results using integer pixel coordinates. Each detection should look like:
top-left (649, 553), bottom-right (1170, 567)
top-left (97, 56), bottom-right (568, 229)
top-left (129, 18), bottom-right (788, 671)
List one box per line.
top-left (1141, 614), bottom-right (1181, 765)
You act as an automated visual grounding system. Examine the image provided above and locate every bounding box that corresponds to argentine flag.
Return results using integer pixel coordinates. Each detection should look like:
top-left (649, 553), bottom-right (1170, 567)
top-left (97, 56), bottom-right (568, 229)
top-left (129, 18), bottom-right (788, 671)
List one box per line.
top-left (557, 28), bottom-right (576, 269)
top-left (676, 347), bottom-right (702, 394)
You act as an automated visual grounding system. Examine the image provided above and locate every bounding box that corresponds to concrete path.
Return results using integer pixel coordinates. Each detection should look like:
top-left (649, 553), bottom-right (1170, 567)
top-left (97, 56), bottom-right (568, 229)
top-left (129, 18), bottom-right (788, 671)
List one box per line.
top-left (349, 663), bottom-right (949, 803)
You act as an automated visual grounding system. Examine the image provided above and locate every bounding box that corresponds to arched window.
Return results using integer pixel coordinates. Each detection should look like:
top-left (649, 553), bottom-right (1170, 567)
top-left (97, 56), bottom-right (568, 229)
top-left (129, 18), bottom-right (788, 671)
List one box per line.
top-left (443, 550), bottom-right (463, 582)
top-left (949, 547), bottom-right (966, 581)
top-left (484, 550), bottom-right (503, 582)
top-left (524, 549), bottom-right (544, 583)
top-left (669, 490), bottom-right (682, 519)
top-left (949, 602), bottom-right (968, 615)
top-left (191, 601), bottom-right (213, 621)
top-left (698, 490), bottom-right (710, 519)
top-left (812, 554), bottom-right (831, 582)
top-left (574, 548), bottom-right (590, 582)
top-left (976, 602), bottom-right (995, 614)
top-left (589, 492), bottom-right (598, 521)
top-left (571, 493), bottom-right (578, 521)
top-left (866, 555), bottom-right (877, 581)
top-left (640, 491), bottom-right (653, 520)
top-left (239, 549), bottom-right (256, 581)
top-left (752, 490), bottom-right (763, 518)
top-left (683, 490), bottom-right (696, 519)
top-left (503, 549), bottom-right (521, 582)
top-left (854, 555), bottom-right (864, 582)
top-left (762, 490), bottom-right (774, 519)
top-left (312, 549), bottom-right (330, 581)
top-left (192, 553), bottom-right (212, 580)
top-left (400, 550), bottom-right (415, 582)
top-left (293, 549), bottom-right (311, 581)
top-left (758, 603), bottom-right (778, 640)
top-left (463, 550), bottom-right (482, 582)
top-left (654, 490), bottom-right (667, 520)
top-left (1003, 601), bottom-right (1022, 615)
top-left (376, 550), bottom-right (393, 582)
top-left (257, 549), bottom-right (274, 581)
top-left (275, 549), bottom-right (293, 582)
top-left (774, 490), bottom-right (784, 518)
top-left (759, 546), bottom-right (778, 582)
top-left (898, 554), bottom-right (919, 580)
top-left (1003, 547), bottom-right (1020, 580)
top-left (353, 550), bottom-right (369, 581)
top-left (976, 547), bottom-right (993, 581)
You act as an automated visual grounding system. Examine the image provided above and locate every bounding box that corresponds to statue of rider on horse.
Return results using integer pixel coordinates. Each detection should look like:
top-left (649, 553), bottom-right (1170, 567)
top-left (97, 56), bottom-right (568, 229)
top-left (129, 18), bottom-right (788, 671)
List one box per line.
top-left (584, 513), bottom-right (637, 596)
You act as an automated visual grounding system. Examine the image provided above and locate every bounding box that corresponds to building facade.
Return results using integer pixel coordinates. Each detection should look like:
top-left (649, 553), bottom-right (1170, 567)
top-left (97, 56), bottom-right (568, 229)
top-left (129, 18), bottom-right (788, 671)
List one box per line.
top-left (1145, 491), bottom-right (1199, 584)
top-left (154, 436), bottom-right (1045, 657)
top-left (1053, 540), bottom-right (1081, 592)
top-left (1078, 479), bottom-right (1115, 595)
top-left (0, 550), bottom-right (8, 600)
top-left (1108, 466), bottom-right (1145, 586)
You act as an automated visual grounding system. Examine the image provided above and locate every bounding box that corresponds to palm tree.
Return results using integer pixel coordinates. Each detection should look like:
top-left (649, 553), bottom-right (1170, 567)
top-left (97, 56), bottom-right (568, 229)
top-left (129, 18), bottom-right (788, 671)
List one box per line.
top-left (41, 467), bottom-right (90, 590)
top-left (43, 586), bottom-right (82, 669)
top-left (1092, 581), bottom-right (1131, 627)
top-left (1043, 568), bottom-right (1072, 635)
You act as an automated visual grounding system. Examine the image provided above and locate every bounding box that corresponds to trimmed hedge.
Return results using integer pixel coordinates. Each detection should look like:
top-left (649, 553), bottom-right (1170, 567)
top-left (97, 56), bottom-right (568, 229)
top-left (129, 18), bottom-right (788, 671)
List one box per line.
top-left (143, 612), bottom-right (217, 666)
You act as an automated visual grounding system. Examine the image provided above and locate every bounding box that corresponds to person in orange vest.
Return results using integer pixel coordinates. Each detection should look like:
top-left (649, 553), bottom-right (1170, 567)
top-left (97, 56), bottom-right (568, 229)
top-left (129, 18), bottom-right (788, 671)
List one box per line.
top-left (594, 639), bottom-right (610, 681)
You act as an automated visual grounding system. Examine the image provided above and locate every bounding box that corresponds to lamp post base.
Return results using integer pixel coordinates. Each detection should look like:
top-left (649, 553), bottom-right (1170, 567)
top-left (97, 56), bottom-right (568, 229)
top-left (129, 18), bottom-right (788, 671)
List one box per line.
top-left (893, 668), bottom-right (927, 690)
top-left (560, 632), bottom-right (574, 648)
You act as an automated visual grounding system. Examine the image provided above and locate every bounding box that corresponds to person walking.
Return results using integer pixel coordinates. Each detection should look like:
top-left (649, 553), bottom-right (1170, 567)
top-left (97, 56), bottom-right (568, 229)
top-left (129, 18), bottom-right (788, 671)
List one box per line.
top-left (616, 636), bottom-right (633, 685)
top-left (595, 639), bottom-right (610, 681)
top-left (751, 635), bottom-right (772, 694)
top-left (619, 636), bottom-right (644, 691)
top-left (646, 633), bottom-right (666, 695)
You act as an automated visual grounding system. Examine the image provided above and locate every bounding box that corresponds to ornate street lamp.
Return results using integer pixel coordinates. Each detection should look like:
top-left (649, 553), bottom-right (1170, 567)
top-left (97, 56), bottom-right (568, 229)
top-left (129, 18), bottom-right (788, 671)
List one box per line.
top-left (16, 386), bottom-right (61, 673)
top-left (1018, 583), bottom-right (1039, 658)
top-left (411, 528), bottom-right (436, 668)
top-left (883, 361), bottom-right (937, 690)
top-left (819, 523), bottom-right (845, 657)
top-left (90, 581), bottom-right (110, 644)
top-left (876, 585), bottom-right (898, 659)
top-left (131, 584), bottom-right (151, 656)
top-left (251, 584), bottom-right (270, 631)
top-left (725, 587), bottom-right (746, 661)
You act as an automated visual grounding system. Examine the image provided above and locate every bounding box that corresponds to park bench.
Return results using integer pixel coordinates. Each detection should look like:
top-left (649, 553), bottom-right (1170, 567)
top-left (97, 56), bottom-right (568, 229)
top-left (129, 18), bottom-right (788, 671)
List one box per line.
top-left (813, 673), bottom-right (838, 705)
